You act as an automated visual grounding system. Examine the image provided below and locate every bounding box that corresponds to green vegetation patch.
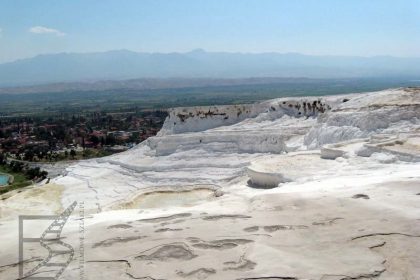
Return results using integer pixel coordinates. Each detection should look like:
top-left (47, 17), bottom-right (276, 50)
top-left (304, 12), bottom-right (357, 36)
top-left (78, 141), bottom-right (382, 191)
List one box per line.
top-left (0, 165), bottom-right (32, 195)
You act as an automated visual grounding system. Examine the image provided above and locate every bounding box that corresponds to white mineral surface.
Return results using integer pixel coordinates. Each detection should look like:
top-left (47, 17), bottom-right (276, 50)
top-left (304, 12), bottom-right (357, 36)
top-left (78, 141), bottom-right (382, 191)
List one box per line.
top-left (0, 88), bottom-right (419, 280)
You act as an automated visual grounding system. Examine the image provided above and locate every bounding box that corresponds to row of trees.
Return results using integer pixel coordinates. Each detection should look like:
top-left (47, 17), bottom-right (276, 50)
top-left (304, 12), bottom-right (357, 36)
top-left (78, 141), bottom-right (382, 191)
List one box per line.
top-left (21, 148), bottom-right (77, 162)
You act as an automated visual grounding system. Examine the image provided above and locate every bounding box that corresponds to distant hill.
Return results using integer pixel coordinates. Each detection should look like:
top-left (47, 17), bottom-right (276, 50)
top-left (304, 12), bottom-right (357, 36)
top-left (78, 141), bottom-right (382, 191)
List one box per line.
top-left (0, 49), bottom-right (419, 86)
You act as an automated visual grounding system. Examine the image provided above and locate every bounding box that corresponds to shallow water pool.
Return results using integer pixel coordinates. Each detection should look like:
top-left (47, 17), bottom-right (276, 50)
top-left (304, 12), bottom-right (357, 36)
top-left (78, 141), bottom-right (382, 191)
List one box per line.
top-left (116, 188), bottom-right (216, 209)
top-left (0, 174), bottom-right (9, 186)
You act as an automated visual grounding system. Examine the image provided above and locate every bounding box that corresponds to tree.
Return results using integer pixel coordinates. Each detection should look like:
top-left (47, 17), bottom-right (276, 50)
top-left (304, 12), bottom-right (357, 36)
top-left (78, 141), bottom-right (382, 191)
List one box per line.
top-left (0, 153), bottom-right (5, 165)
top-left (90, 135), bottom-right (100, 146)
top-left (105, 134), bottom-right (116, 146)
top-left (24, 150), bottom-right (35, 161)
top-left (26, 167), bottom-right (41, 179)
top-left (26, 167), bottom-right (48, 180)
top-left (10, 161), bottom-right (24, 172)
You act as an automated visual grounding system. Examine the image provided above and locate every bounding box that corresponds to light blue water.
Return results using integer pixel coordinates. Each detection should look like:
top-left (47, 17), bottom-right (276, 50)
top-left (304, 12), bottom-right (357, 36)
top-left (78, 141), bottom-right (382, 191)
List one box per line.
top-left (0, 175), bottom-right (9, 186)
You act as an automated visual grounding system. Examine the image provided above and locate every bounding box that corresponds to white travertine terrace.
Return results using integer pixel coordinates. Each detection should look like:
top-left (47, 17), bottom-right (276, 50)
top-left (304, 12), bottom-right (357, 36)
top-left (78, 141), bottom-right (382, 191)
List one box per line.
top-left (0, 88), bottom-right (419, 280)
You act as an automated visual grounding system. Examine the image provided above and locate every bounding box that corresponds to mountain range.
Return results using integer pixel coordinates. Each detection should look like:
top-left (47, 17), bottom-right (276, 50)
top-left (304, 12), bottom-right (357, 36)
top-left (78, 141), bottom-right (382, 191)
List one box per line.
top-left (1, 49), bottom-right (420, 87)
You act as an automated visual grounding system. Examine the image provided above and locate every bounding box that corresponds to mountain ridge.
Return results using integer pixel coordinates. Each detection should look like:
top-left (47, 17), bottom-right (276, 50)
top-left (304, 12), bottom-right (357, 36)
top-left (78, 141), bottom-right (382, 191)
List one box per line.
top-left (1, 49), bottom-right (420, 86)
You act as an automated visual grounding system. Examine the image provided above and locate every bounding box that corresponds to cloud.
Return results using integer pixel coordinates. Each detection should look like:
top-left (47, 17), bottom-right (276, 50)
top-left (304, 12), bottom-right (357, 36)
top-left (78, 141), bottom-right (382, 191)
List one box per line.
top-left (29, 26), bottom-right (66, 36)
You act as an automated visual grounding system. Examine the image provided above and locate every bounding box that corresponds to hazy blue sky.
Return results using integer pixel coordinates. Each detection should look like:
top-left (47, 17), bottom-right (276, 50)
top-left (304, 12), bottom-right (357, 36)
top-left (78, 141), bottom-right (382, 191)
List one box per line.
top-left (0, 0), bottom-right (419, 63)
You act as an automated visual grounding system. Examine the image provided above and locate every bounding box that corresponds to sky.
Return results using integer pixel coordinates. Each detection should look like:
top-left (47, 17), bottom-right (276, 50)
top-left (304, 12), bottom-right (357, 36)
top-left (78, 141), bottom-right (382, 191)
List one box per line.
top-left (0, 0), bottom-right (419, 63)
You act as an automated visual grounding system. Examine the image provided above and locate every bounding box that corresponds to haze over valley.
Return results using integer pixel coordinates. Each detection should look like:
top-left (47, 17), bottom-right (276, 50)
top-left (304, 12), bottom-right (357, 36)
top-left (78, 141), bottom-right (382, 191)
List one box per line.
top-left (1, 50), bottom-right (420, 86)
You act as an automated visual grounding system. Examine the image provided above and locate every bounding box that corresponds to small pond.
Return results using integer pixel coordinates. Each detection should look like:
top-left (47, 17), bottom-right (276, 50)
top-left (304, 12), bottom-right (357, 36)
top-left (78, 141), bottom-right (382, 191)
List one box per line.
top-left (0, 174), bottom-right (9, 186)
